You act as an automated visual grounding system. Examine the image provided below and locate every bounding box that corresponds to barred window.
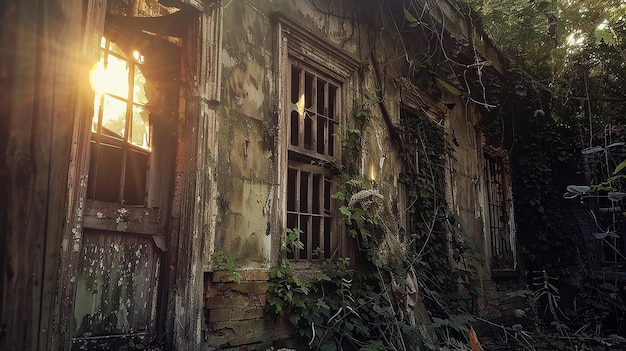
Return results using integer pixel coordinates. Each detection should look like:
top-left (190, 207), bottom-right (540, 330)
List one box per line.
top-left (484, 152), bottom-right (515, 270)
top-left (286, 60), bottom-right (340, 260)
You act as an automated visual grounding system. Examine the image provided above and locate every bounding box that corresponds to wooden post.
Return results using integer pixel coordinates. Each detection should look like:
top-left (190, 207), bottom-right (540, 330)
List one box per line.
top-left (0, 1), bottom-right (99, 350)
top-left (170, 2), bottom-right (221, 350)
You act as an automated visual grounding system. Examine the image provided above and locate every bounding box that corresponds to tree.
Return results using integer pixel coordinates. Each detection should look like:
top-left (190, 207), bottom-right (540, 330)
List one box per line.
top-left (468, 0), bottom-right (626, 130)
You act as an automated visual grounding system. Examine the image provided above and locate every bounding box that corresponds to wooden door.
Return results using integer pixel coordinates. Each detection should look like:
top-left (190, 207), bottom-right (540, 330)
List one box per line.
top-left (71, 33), bottom-right (179, 351)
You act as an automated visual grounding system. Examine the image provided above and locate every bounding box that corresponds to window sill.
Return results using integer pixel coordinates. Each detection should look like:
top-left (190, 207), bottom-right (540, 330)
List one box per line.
top-left (491, 268), bottom-right (520, 279)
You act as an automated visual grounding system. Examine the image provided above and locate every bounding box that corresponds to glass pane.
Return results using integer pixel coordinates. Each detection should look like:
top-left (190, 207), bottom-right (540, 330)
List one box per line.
top-left (304, 112), bottom-right (312, 150)
top-left (109, 41), bottom-right (125, 57)
top-left (317, 79), bottom-right (326, 114)
top-left (312, 216), bottom-right (321, 259)
top-left (324, 176), bottom-right (331, 214)
top-left (124, 150), bottom-right (148, 205)
top-left (290, 110), bottom-right (299, 146)
top-left (299, 215), bottom-right (309, 260)
top-left (104, 55), bottom-right (129, 98)
top-left (324, 218), bottom-right (331, 259)
top-left (317, 116), bottom-right (326, 154)
top-left (134, 68), bottom-right (148, 104)
top-left (92, 95), bottom-right (102, 133)
top-left (287, 168), bottom-right (297, 211)
top-left (312, 174), bottom-right (321, 214)
top-left (131, 106), bottom-right (150, 148)
top-left (300, 171), bottom-right (309, 212)
top-left (304, 72), bottom-right (313, 109)
top-left (93, 143), bottom-right (123, 202)
top-left (328, 121), bottom-right (336, 157)
top-left (286, 214), bottom-right (298, 259)
top-left (328, 85), bottom-right (337, 119)
top-left (101, 95), bottom-right (127, 138)
top-left (291, 66), bottom-right (301, 104)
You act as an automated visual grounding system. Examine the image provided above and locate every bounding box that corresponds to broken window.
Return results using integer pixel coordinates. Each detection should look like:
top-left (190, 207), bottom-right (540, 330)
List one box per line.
top-left (286, 60), bottom-right (340, 260)
top-left (484, 152), bottom-right (515, 270)
top-left (88, 37), bottom-right (150, 205)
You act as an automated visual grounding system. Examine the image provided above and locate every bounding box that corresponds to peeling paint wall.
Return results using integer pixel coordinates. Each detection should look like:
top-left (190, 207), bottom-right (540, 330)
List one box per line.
top-left (218, 1), bottom-right (275, 267)
top-left (0, 0), bottom-right (521, 348)
top-left (206, 0), bottom-right (518, 347)
top-left (216, 0), bottom-right (364, 268)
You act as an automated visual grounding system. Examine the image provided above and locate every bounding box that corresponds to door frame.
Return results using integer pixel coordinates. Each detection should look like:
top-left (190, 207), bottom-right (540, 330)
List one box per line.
top-left (50, 1), bottom-right (222, 350)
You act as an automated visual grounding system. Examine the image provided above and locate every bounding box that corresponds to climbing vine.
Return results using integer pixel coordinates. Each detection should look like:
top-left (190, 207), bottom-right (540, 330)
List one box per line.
top-left (267, 95), bottom-right (485, 350)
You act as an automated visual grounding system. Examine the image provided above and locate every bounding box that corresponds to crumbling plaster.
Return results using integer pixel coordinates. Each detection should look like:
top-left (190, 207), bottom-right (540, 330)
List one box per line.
top-left (214, 0), bottom-right (496, 277)
top-left (216, 0), bottom-right (364, 267)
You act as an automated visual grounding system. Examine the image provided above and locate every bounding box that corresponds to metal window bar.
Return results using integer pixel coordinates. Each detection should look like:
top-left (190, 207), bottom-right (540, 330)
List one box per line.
top-left (286, 166), bottom-right (333, 260)
top-left (289, 63), bottom-right (338, 158)
top-left (485, 154), bottom-right (514, 269)
top-left (286, 61), bottom-right (339, 261)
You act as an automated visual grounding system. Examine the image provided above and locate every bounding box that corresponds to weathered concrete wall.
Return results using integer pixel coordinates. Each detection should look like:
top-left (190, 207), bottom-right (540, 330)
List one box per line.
top-left (217, 0), bottom-right (279, 267)
top-left (205, 0), bottom-right (518, 347)
top-left (216, 0), bottom-right (364, 267)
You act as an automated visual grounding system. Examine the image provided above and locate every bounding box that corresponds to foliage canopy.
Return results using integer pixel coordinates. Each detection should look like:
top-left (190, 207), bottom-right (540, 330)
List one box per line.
top-left (467, 0), bottom-right (626, 129)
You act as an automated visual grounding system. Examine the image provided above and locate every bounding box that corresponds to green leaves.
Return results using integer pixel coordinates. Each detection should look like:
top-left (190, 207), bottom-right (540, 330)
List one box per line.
top-left (211, 250), bottom-right (242, 283)
top-left (612, 158), bottom-right (626, 175)
top-left (435, 78), bottom-right (461, 96)
top-left (403, 8), bottom-right (419, 27)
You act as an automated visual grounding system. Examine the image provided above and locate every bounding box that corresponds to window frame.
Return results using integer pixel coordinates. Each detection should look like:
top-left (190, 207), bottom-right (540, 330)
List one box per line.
top-left (88, 37), bottom-right (152, 206)
top-left (482, 146), bottom-right (517, 272)
top-left (83, 33), bottom-right (180, 235)
top-left (274, 14), bottom-right (359, 264)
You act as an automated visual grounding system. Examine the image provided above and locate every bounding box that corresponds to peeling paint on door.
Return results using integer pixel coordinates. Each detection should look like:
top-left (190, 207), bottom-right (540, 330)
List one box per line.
top-left (72, 230), bottom-right (162, 350)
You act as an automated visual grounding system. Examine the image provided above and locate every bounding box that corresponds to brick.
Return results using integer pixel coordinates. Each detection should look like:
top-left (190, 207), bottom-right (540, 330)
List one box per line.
top-left (216, 328), bottom-right (274, 347)
top-left (240, 269), bottom-right (270, 281)
top-left (212, 271), bottom-right (232, 282)
top-left (230, 306), bottom-right (265, 320)
top-left (256, 293), bottom-right (268, 306)
top-left (206, 296), bottom-right (224, 309)
top-left (209, 308), bottom-right (232, 322)
top-left (207, 286), bottom-right (221, 297)
top-left (222, 295), bottom-right (252, 308)
top-left (209, 318), bottom-right (272, 334)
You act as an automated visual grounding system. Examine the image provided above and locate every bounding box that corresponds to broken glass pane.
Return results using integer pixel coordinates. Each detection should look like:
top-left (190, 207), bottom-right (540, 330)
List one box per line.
top-left (101, 95), bottom-right (127, 138)
top-left (131, 106), bottom-right (150, 148)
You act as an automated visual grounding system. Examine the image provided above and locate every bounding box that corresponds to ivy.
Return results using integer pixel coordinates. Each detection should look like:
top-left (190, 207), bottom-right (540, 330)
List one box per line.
top-left (211, 250), bottom-right (243, 283)
top-left (267, 95), bottom-right (485, 350)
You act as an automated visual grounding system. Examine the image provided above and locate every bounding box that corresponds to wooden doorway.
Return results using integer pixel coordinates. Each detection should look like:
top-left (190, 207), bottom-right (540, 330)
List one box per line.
top-left (70, 27), bottom-right (180, 350)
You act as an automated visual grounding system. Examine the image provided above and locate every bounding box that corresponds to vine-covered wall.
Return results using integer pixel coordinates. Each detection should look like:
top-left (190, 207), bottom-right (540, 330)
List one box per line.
top-left (205, 0), bottom-right (522, 348)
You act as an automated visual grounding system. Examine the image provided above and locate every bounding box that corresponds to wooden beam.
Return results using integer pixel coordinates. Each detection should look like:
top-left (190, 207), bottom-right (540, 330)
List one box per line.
top-left (170, 3), bottom-right (222, 350)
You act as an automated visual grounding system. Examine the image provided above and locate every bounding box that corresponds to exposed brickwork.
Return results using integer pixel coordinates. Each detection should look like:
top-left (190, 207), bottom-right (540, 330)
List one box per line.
top-left (479, 273), bottom-right (527, 324)
top-left (204, 270), bottom-right (294, 350)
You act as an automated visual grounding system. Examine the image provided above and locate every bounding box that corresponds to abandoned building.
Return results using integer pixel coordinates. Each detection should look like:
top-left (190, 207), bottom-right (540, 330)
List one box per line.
top-left (1, 0), bottom-right (530, 350)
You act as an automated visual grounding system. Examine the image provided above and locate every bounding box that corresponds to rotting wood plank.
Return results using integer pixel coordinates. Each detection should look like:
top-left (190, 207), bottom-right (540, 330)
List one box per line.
top-left (51, 0), bottom-right (107, 350)
top-left (171, 4), bottom-right (222, 350)
top-left (83, 199), bottom-right (161, 235)
top-left (2, 2), bottom-right (46, 350)
top-left (38, 0), bottom-right (88, 349)
top-left (0, 1), bottom-right (93, 351)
